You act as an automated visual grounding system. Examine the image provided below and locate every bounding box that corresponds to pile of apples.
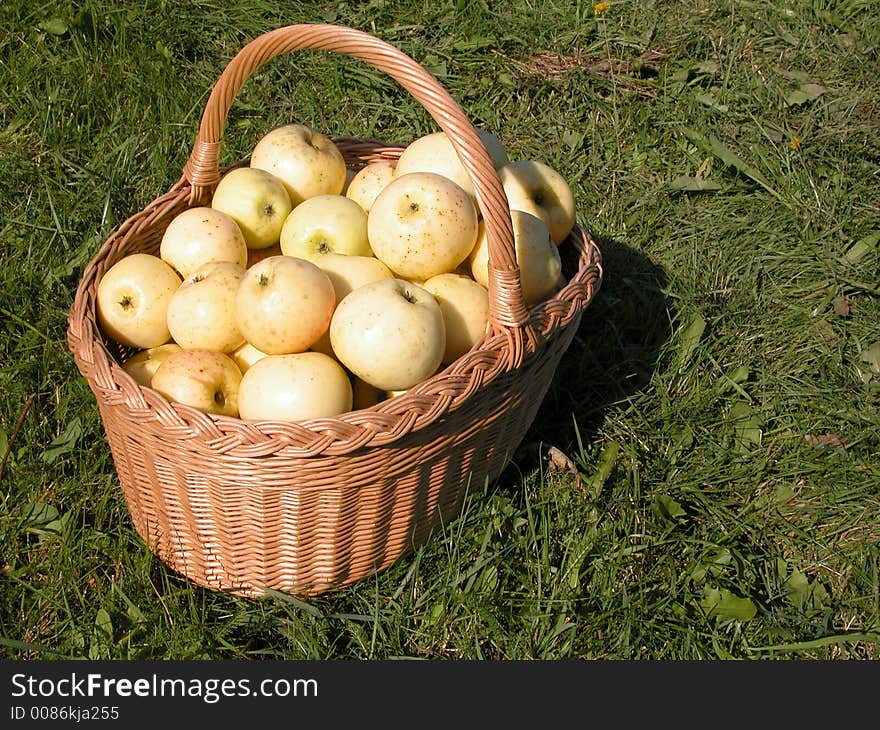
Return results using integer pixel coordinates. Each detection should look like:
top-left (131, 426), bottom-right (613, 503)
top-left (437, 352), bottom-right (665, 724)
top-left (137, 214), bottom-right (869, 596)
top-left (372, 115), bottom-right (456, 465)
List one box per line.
top-left (96, 123), bottom-right (576, 421)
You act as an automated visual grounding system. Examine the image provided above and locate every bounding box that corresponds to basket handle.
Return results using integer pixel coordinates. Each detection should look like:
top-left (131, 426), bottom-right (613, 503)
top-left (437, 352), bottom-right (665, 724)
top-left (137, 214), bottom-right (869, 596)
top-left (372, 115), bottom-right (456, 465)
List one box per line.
top-left (182, 23), bottom-right (531, 335)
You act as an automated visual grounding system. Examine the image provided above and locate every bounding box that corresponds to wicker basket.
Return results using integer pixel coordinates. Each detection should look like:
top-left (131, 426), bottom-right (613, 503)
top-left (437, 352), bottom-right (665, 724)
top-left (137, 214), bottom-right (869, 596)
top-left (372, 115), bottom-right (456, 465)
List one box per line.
top-left (66, 24), bottom-right (603, 598)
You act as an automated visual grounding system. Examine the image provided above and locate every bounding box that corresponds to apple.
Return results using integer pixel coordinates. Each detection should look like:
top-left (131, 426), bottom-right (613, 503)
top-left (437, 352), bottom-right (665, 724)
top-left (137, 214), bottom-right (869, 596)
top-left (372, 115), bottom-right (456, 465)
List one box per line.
top-left (211, 167), bottom-right (292, 249)
top-left (159, 206), bottom-right (247, 278)
top-left (247, 242), bottom-right (282, 269)
top-left (235, 255), bottom-right (335, 355)
top-left (249, 123), bottom-right (347, 206)
top-left (385, 388), bottom-right (409, 399)
top-left (346, 160), bottom-right (396, 214)
top-left (367, 172), bottom-right (478, 281)
top-left (230, 341), bottom-right (269, 374)
top-left (423, 273), bottom-right (490, 364)
top-left (279, 194), bottom-right (372, 260)
top-left (96, 253), bottom-right (182, 349)
top-left (122, 343), bottom-right (183, 387)
top-left (308, 253), bottom-right (394, 360)
top-left (393, 129), bottom-right (509, 201)
top-left (312, 252), bottom-right (394, 303)
top-left (498, 160), bottom-right (576, 245)
top-left (469, 210), bottom-right (562, 306)
top-left (341, 166), bottom-right (357, 196)
top-left (351, 377), bottom-right (385, 410)
top-left (151, 348), bottom-right (243, 418)
top-left (166, 261), bottom-right (246, 353)
top-left (238, 352), bottom-right (353, 421)
top-left (329, 278), bottom-right (445, 391)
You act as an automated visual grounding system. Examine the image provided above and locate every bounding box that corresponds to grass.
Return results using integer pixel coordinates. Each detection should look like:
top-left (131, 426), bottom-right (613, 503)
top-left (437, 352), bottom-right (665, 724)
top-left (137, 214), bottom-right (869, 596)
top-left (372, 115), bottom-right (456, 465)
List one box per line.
top-left (1, 0), bottom-right (878, 660)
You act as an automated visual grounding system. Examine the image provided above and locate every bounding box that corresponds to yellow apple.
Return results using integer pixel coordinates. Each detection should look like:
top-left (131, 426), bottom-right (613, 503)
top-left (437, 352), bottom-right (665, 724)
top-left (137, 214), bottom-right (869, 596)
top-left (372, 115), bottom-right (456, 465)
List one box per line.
top-left (367, 172), bottom-right (478, 281)
top-left (346, 160), bottom-right (396, 214)
top-left (230, 341), bottom-right (269, 374)
top-left (121, 343), bottom-right (183, 387)
top-left (211, 167), bottom-right (292, 249)
top-left (235, 255), bottom-right (335, 355)
top-left (384, 388), bottom-right (410, 399)
top-left (312, 252), bottom-right (394, 303)
top-left (308, 253), bottom-right (395, 361)
top-left (166, 261), bottom-right (246, 353)
top-left (469, 210), bottom-right (562, 307)
top-left (351, 377), bottom-right (385, 410)
top-left (238, 352), bottom-right (353, 421)
top-left (423, 273), bottom-right (490, 364)
top-left (341, 166), bottom-right (357, 196)
top-left (394, 129), bottom-right (509, 201)
top-left (249, 123), bottom-right (347, 206)
top-left (159, 206), bottom-right (247, 278)
top-left (246, 242), bottom-right (282, 269)
top-left (96, 253), bottom-right (182, 349)
top-left (279, 194), bottom-right (372, 260)
top-left (329, 278), bottom-right (445, 391)
top-left (498, 160), bottom-right (576, 245)
top-left (151, 348), bottom-right (242, 418)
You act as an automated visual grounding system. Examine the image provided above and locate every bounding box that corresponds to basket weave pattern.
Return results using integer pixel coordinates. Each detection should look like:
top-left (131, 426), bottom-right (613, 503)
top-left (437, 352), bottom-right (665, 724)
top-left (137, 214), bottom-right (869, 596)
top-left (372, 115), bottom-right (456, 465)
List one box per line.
top-left (66, 24), bottom-right (602, 597)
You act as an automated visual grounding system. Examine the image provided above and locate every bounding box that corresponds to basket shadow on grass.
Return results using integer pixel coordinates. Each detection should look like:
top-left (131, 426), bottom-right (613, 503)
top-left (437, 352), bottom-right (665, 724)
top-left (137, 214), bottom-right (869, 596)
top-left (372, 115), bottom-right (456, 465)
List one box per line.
top-left (505, 234), bottom-right (672, 482)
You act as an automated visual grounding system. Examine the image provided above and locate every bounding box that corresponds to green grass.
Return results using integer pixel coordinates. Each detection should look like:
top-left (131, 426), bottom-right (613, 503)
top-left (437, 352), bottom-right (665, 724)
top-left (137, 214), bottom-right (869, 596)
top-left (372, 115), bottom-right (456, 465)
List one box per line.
top-left (1, 0), bottom-right (878, 660)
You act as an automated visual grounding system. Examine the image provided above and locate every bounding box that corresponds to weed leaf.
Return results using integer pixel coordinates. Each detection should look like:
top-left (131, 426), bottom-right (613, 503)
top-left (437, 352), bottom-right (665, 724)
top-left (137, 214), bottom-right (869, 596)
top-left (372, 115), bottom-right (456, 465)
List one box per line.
top-left (701, 587), bottom-right (757, 621)
top-left (584, 440), bottom-right (619, 498)
top-left (844, 231), bottom-right (879, 264)
top-left (41, 417), bottom-right (82, 464)
top-left (669, 175), bottom-right (722, 192)
top-left (785, 83), bottom-right (827, 107)
top-left (860, 341), bottom-right (880, 373)
top-left (729, 401), bottom-right (762, 450)
top-left (675, 312), bottom-right (706, 370)
top-left (682, 128), bottom-right (780, 198)
top-left (653, 494), bottom-right (686, 522)
top-left (693, 92), bottom-right (728, 112)
top-left (38, 18), bottom-right (69, 35)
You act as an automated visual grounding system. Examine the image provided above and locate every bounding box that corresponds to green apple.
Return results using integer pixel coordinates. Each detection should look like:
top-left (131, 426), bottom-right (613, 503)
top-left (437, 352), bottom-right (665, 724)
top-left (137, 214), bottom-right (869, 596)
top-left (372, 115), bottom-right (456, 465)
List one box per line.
top-left (238, 352), bottom-right (353, 421)
top-left (279, 194), bottom-right (371, 260)
top-left (367, 172), bottom-right (478, 281)
top-left (96, 253), bottom-right (181, 349)
top-left (249, 123), bottom-right (347, 206)
top-left (159, 206), bottom-right (247, 278)
top-left (329, 278), bottom-right (445, 391)
top-left (211, 167), bottom-right (292, 249)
